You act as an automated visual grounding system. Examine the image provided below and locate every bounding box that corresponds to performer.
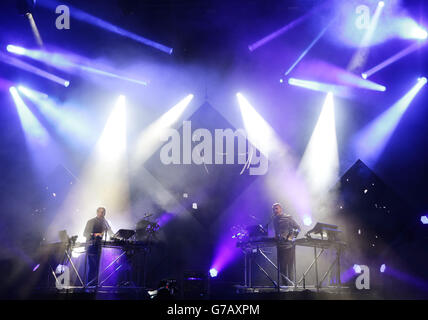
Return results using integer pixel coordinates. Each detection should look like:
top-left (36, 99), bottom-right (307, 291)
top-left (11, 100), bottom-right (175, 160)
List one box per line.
top-left (83, 207), bottom-right (114, 286)
top-left (271, 203), bottom-right (300, 285)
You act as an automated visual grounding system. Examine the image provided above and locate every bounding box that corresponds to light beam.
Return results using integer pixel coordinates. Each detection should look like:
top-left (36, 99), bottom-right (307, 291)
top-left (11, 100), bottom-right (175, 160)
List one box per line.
top-left (354, 77), bottom-right (427, 164)
top-left (38, 0), bottom-right (173, 54)
top-left (6, 45), bottom-right (147, 86)
top-left (298, 92), bottom-right (339, 197)
top-left (47, 95), bottom-right (130, 239)
top-left (1, 51), bottom-right (70, 87)
top-left (348, 1), bottom-right (385, 71)
top-left (236, 92), bottom-right (283, 157)
top-left (133, 94), bottom-right (194, 168)
top-left (288, 77), bottom-right (385, 97)
top-left (362, 41), bottom-right (427, 79)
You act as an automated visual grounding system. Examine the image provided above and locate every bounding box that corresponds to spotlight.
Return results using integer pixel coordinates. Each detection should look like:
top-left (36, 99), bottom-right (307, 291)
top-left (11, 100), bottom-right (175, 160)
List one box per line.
top-left (354, 76), bottom-right (427, 163)
top-left (6, 44), bottom-right (146, 86)
top-left (209, 268), bottom-right (218, 278)
top-left (6, 44), bottom-right (26, 55)
top-left (9, 86), bottom-right (49, 143)
top-left (347, 1), bottom-right (384, 71)
top-left (49, 94), bottom-right (129, 237)
top-left (248, 9), bottom-right (313, 51)
top-left (17, 85), bottom-right (92, 147)
top-left (133, 94), bottom-right (194, 167)
top-left (418, 76), bottom-right (427, 84)
top-left (298, 92), bottom-right (339, 195)
top-left (378, 1), bottom-right (385, 8)
top-left (362, 42), bottom-right (425, 79)
top-left (18, 85), bottom-right (48, 100)
top-left (97, 95), bottom-right (127, 156)
top-left (413, 27), bottom-right (428, 40)
top-left (380, 264), bottom-right (386, 273)
top-left (421, 215), bottom-right (428, 225)
top-left (2, 49), bottom-right (70, 87)
top-left (303, 216), bottom-right (313, 226)
top-left (284, 21), bottom-right (332, 76)
top-left (237, 92), bottom-right (283, 158)
top-left (25, 11), bottom-right (44, 47)
top-left (288, 77), bottom-right (385, 95)
top-left (37, 0), bottom-right (172, 54)
top-left (353, 264), bottom-right (362, 274)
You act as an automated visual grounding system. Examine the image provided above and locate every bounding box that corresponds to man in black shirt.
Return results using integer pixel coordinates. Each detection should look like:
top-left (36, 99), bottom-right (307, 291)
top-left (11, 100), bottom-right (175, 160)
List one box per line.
top-left (83, 207), bottom-right (114, 240)
top-left (272, 203), bottom-right (300, 286)
top-left (83, 207), bottom-right (114, 286)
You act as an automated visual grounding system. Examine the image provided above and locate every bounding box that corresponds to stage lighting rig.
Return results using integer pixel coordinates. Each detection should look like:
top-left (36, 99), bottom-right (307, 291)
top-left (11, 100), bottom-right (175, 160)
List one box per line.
top-left (16, 0), bottom-right (43, 47)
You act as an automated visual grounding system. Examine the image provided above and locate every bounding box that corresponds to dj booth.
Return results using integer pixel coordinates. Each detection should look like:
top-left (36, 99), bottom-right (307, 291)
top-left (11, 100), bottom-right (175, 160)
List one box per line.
top-left (35, 225), bottom-right (158, 290)
top-left (236, 222), bottom-right (347, 292)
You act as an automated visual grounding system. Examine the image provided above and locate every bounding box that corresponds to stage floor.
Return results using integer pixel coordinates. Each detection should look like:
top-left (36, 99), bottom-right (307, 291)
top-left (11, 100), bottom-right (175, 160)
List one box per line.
top-left (21, 285), bottom-right (382, 300)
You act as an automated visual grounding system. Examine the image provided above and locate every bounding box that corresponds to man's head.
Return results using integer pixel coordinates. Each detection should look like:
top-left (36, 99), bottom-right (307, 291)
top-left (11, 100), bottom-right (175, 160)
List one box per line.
top-left (272, 203), bottom-right (283, 216)
top-left (96, 207), bottom-right (106, 219)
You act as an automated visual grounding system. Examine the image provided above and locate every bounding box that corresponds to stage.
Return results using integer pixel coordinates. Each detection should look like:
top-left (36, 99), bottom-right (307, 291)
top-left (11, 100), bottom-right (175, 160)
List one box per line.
top-left (23, 286), bottom-right (381, 300)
